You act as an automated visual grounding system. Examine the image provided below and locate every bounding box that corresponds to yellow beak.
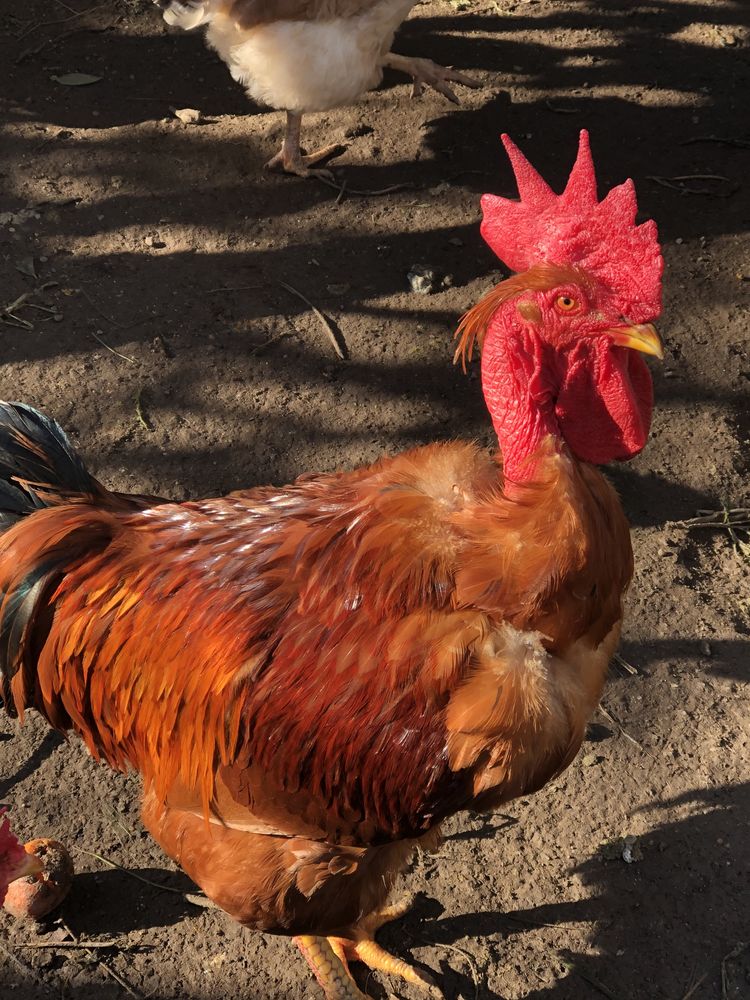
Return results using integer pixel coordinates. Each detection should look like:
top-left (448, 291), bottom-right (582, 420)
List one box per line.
top-left (606, 322), bottom-right (664, 359)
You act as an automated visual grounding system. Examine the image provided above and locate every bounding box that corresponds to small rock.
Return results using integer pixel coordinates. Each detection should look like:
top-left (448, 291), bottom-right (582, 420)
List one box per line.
top-left (407, 265), bottom-right (452, 295)
top-left (408, 266), bottom-right (438, 295)
top-left (699, 640), bottom-right (712, 657)
top-left (173, 107), bottom-right (202, 124)
top-left (326, 283), bottom-right (350, 295)
top-left (621, 835), bottom-right (642, 864)
top-left (581, 753), bottom-right (602, 767)
top-left (448, 237), bottom-right (464, 247)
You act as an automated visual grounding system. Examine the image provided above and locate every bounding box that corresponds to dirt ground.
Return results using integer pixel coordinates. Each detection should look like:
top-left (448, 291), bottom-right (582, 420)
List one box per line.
top-left (0, 0), bottom-right (748, 998)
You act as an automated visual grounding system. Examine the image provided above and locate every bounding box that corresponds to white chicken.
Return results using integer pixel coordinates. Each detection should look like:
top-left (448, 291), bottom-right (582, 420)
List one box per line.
top-left (156, 0), bottom-right (477, 177)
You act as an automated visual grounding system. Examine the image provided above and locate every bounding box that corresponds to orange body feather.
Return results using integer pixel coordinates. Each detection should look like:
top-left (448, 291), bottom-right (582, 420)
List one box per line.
top-left (0, 431), bottom-right (631, 934)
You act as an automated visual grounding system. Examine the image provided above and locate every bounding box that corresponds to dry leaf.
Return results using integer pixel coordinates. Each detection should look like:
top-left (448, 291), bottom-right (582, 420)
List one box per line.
top-left (51, 73), bottom-right (102, 87)
top-left (15, 257), bottom-right (37, 279)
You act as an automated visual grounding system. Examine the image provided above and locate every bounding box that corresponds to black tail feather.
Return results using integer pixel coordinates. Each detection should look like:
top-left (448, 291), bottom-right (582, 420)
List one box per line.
top-left (0, 402), bottom-right (99, 528)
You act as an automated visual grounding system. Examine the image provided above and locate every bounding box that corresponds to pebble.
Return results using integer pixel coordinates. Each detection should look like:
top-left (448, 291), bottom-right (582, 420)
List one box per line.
top-left (407, 265), bottom-right (453, 295)
top-left (173, 108), bottom-right (202, 124)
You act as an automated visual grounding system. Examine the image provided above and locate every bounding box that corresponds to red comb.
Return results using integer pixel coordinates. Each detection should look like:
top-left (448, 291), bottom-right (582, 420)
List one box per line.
top-left (480, 130), bottom-right (663, 323)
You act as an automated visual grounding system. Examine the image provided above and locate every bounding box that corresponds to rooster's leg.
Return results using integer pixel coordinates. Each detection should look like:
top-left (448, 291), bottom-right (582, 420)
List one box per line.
top-left (264, 112), bottom-right (345, 180)
top-left (383, 52), bottom-right (479, 104)
top-left (329, 895), bottom-right (444, 998)
top-left (294, 935), bottom-right (367, 999)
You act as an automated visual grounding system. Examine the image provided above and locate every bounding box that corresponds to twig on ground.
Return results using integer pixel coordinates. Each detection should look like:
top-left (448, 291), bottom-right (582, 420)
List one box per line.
top-left (405, 931), bottom-right (480, 1000)
top-left (1, 281), bottom-right (60, 329)
top-left (681, 970), bottom-right (709, 1000)
top-left (674, 507), bottom-right (749, 530)
top-left (16, 18), bottom-right (117, 64)
top-left (90, 329), bottom-right (136, 364)
top-left (597, 704), bottom-right (655, 759)
top-left (16, 940), bottom-right (131, 951)
top-left (248, 331), bottom-right (293, 356)
top-left (80, 288), bottom-right (160, 333)
top-left (315, 175), bottom-right (415, 199)
top-left (135, 389), bottom-right (151, 431)
top-left (79, 287), bottom-right (127, 328)
top-left (60, 920), bottom-right (141, 998)
top-left (1, 293), bottom-right (34, 329)
top-left (204, 285), bottom-right (263, 293)
top-left (78, 849), bottom-right (208, 905)
top-left (613, 652), bottom-right (639, 676)
top-left (673, 506), bottom-right (750, 561)
top-left (647, 174), bottom-right (737, 197)
top-left (681, 135), bottom-right (750, 149)
top-left (433, 942), bottom-right (480, 1000)
top-left (278, 280), bottom-right (347, 359)
top-left (16, 1), bottom-right (108, 40)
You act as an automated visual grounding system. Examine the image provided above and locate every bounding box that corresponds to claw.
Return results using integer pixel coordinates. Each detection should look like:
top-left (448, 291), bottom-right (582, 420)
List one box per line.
top-left (330, 895), bottom-right (443, 997)
top-left (266, 111), bottom-right (345, 180)
top-left (295, 936), bottom-right (367, 999)
top-left (385, 53), bottom-right (479, 104)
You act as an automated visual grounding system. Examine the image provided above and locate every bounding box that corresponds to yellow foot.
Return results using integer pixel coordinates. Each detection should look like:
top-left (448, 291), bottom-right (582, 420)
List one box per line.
top-left (264, 143), bottom-right (346, 180)
top-left (331, 895), bottom-right (444, 998)
top-left (295, 935), bottom-right (368, 999)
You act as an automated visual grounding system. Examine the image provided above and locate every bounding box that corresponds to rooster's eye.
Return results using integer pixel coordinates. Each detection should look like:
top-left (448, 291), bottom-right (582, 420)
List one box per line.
top-left (555, 295), bottom-right (578, 313)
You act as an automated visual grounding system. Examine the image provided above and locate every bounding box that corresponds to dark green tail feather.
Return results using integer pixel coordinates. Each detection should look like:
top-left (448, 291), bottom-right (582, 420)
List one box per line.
top-left (0, 402), bottom-right (98, 524)
top-left (0, 402), bottom-right (102, 716)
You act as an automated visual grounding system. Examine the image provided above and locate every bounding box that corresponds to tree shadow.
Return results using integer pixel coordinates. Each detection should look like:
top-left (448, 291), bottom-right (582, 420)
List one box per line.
top-left (0, 730), bottom-right (64, 799)
top-left (419, 781), bottom-right (749, 999)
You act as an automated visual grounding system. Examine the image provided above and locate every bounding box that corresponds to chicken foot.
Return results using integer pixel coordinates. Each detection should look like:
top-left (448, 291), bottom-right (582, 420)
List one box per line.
top-left (296, 895), bottom-right (443, 999)
top-left (383, 53), bottom-right (479, 104)
top-left (265, 111), bottom-right (346, 180)
top-left (295, 936), bottom-right (367, 999)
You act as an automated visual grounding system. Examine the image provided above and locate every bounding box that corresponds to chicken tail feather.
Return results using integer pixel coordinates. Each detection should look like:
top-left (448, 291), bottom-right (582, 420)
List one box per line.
top-left (0, 402), bottom-right (101, 523)
top-left (0, 403), bottom-right (121, 719)
top-left (0, 402), bottom-right (160, 523)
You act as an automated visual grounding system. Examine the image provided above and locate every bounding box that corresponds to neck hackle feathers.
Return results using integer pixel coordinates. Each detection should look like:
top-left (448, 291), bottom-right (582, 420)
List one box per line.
top-left (480, 130), bottom-right (663, 324)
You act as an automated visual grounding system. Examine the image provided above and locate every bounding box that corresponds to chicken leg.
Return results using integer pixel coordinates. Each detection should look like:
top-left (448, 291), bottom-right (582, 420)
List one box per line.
top-left (296, 896), bottom-right (443, 999)
top-left (265, 111), bottom-right (346, 180)
top-left (383, 52), bottom-right (479, 104)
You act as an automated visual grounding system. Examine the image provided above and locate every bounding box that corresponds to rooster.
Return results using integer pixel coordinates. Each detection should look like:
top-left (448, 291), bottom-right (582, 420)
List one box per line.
top-left (155, 0), bottom-right (478, 177)
top-left (0, 131), bottom-right (662, 999)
